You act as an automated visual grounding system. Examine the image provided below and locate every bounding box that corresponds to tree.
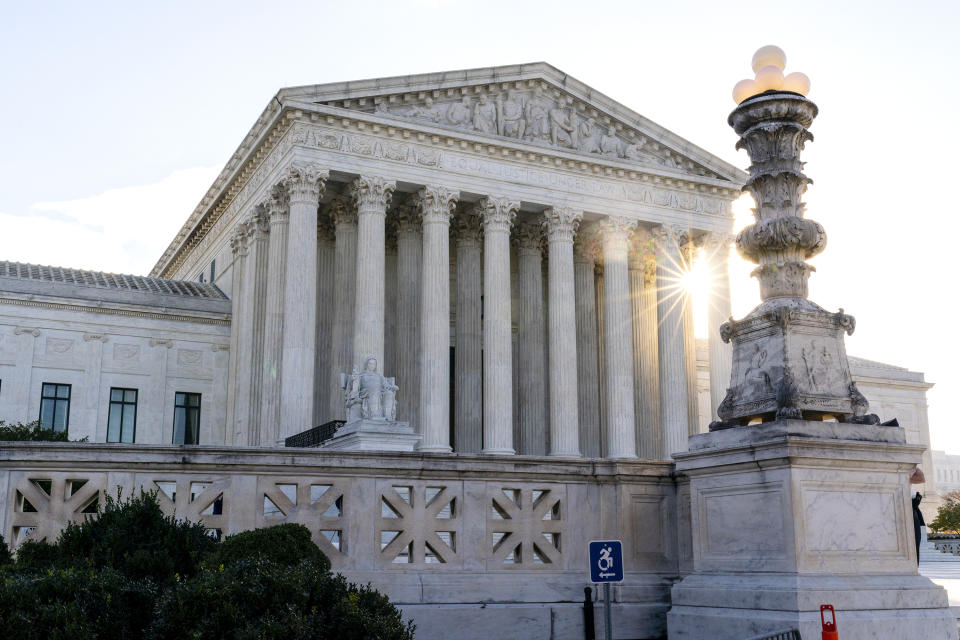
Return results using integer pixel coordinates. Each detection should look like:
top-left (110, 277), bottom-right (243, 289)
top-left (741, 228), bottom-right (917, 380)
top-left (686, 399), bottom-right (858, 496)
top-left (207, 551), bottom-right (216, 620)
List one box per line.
top-left (0, 491), bottom-right (414, 640)
top-left (0, 420), bottom-right (87, 442)
top-left (930, 491), bottom-right (960, 534)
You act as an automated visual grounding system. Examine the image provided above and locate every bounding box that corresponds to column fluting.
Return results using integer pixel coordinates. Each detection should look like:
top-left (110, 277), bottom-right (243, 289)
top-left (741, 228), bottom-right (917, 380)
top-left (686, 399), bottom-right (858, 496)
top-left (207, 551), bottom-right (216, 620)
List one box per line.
top-left (681, 237), bottom-right (700, 435)
top-left (515, 223), bottom-right (548, 456)
top-left (416, 185), bottom-right (459, 452)
top-left (599, 216), bottom-right (638, 459)
top-left (630, 232), bottom-right (661, 459)
top-left (261, 185), bottom-right (290, 445)
top-left (454, 211), bottom-right (483, 453)
top-left (242, 207), bottom-right (270, 445)
top-left (480, 196), bottom-right (519, 455)
top-left (705, 232), bottom-right (734, 421)
top-left (394, 203), bottom-right (422, 430)
top-left (314, 215), bottom-right (335, 424)
top-left (655, 225), bottom-right (691, 456)
top-left (225, 224), bottom-right (247, 443)
top-left (350, 176), bottom-right (396, 371)
top-left (329, 196), bottom-right (357, 419)
top-left (574, 238), bottom-right (602, 458)
top-left (544, 207), bottom-right (583, 457)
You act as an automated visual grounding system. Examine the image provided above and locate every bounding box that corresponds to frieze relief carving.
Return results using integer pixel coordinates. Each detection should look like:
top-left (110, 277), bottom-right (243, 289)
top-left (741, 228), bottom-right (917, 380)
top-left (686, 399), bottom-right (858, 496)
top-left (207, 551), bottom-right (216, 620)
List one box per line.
top-left (327, 85), bottom-right (720, 178)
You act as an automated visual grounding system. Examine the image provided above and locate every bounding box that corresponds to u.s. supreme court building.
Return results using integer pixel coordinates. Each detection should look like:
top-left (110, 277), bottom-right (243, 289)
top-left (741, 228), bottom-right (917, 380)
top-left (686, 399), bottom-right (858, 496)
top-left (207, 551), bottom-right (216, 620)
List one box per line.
top-left (0, 63), bottom-right (939, 638)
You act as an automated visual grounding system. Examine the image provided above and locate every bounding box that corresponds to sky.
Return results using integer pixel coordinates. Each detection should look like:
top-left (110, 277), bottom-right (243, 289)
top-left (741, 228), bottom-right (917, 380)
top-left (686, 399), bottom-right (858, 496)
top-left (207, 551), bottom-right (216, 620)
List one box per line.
top-left (1, 0), bottom-right (959, 450)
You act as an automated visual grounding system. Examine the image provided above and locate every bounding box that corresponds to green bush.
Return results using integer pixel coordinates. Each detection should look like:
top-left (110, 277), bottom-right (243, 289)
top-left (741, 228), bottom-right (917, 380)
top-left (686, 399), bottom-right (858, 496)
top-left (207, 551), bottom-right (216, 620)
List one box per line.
top-left (151, 558), bottom-right (413, 640)
top-left (0, 536), bottom-right (11, 567)
top-left (931, 491), bottom-right (960, 534)
top-left (210, 522), bottom-right (331, 573)
top-left (0, 420), bottom-right (87, 442)
top-left (56, 490), bottom-right (214, 582)
top-left (0, 492), bottom-right (413, 639)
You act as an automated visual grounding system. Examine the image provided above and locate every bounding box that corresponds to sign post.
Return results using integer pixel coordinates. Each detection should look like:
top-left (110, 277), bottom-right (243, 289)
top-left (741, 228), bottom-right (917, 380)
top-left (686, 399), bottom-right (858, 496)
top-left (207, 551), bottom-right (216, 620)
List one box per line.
top-left (588, 540), bottom-right (624, 640)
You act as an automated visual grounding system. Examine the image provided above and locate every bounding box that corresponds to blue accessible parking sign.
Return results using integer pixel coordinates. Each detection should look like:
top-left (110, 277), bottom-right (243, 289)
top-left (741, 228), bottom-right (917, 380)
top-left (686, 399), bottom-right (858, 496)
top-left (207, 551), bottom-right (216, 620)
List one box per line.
top-left (588, 540), bottom-right (624, 583)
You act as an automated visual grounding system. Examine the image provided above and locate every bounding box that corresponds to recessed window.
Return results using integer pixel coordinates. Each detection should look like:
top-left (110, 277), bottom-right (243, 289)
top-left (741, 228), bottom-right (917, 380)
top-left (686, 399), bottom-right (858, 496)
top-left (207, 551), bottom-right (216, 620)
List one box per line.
top-left (173, 392), bottom-right (201, 445)
top-left (209, 259), bottom-right (216, 283)
top-left (197, 272), bottom-right (205, 283)
top-left (39, 383), bottom-right (71, 433)
top-left (107, 388), bottom-right (138, 443)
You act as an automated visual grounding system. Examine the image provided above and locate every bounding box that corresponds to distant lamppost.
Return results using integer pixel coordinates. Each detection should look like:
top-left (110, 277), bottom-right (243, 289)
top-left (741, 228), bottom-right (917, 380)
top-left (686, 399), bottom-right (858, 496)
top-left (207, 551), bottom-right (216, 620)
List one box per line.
top-left (711, 46), bottom-right (879, 428)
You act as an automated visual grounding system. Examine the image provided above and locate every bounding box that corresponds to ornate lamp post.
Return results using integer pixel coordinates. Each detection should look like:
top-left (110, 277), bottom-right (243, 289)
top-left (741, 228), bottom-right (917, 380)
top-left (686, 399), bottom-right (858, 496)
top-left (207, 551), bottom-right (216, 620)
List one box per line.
top-left (711, 47), bottom-right (878, 428)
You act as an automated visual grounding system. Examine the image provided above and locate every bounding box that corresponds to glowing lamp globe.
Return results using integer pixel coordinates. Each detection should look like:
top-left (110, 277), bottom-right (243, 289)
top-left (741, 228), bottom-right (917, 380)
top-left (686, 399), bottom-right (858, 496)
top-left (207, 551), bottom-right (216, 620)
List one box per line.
top-left (782, 71), bottom-right (811, 96)
top-left (754, 65), bottom-right (784, 92)
top-left (751, 45), bottom-right (787, 73)
top-left (733, 79), bottom-right (760, 104)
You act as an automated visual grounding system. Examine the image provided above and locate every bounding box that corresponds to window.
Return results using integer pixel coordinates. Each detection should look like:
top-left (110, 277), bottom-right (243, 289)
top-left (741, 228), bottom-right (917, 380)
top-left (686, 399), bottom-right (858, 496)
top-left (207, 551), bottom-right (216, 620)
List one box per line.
top-left (173, 392), bottom-right (201, 445)
top-left (197, 272), bottom-right (205, 283)
top-left (39, 383), bottom-right (71, 433)
top-left (107, 388), bottom-right (138, 443)
top-left (209, 259), bottom-right (216, 283)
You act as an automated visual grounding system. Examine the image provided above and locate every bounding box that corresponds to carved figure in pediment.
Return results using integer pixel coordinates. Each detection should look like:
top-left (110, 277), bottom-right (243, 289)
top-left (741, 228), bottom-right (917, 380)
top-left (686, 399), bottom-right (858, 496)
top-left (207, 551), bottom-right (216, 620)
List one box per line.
top-left (549, 103), bottom-right (575, 148)
top-left (599, 125), bottom-right (620, 156)
top-left (577, 117), bottom-right (600, 154)
top-left (407, 97), bottom-right (439, 122)
top-left (473, 94), bottom-right (497, 134)
top-left (496, 90), bottom-right (525, 138)
top-left (624, 136), bottom-right (657, 162)
top-left (446, 96), bottom-right (472, 127)
top-left (524, 87), bottom-right (552, 142)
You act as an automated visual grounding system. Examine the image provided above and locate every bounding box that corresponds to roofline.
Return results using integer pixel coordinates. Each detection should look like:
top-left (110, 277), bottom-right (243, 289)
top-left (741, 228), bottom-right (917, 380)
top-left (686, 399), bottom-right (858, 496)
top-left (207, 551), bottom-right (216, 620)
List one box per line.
top-left (151, 62), bottom-right (748, 278)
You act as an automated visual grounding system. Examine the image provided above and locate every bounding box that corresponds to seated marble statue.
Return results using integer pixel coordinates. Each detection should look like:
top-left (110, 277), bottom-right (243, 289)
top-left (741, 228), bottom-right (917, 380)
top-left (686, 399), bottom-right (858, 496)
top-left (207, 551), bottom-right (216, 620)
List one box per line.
top-left (342, 355), bottom-right (398, 423)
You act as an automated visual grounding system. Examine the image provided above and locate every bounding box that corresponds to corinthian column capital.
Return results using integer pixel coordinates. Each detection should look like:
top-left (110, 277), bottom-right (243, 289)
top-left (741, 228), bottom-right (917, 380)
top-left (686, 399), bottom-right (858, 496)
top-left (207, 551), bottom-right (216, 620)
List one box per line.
top-left (628, 229), bottom-right (655, 272)
top-left (453, 210), bottom-right (482, 247)
top-left (245, 204), bottom-right (270, 240)
top-left (351, 175), bottom-right (396, 214)
top-left (478, 196), bottom-right (519, 232)
top-left (543, 206), bottom-right (583, 243)
top-left (415, 185), bottom-right (459, 224)
top-left (597, 216), bottom-right (638, 245)
top-left (702, 230), bottom-right (736, 255)
top-left (652, 223), bottom-right (690, 253)
top-left (267, 184), bottom-right (289, 224)
top-left (317, 212), bottom-right (335, 242)
top-left (513, 223), bottom-right (544, 255)
top-left (231, 225), bottom-right (248, 257)
top-left (281, 163), bottom-right (328, 204)
top-left (393, 201), bottom-right (421, 234)
top-left (327, 195), bottom-right (356, 228)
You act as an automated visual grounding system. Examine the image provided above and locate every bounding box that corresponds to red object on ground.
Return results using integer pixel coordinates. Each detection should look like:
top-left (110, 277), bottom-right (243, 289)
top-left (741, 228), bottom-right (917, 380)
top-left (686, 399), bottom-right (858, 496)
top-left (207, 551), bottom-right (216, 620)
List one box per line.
top-left (820, 604), bottom-right (838, 640)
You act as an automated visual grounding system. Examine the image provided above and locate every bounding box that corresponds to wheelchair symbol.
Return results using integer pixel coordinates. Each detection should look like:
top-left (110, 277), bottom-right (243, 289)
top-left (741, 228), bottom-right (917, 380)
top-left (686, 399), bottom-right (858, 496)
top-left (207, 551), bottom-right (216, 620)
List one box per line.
top-left (597, 545), bottom-right (613, 572)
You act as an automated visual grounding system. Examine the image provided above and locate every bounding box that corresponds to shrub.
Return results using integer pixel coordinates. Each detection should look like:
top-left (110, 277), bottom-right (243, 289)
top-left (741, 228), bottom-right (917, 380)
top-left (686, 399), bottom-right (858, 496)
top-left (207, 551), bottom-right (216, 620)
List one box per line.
top-left (150, 557), bottom-right (414, 640)
top-left (0, 420), bottom-right (87, 442)
top-left (0, 491), bottom-right (413, 638)
top-left (56, 490), bottom-right (215, 582)
top-left (210, 523), bottom-right (331, 572)
top-left (0, 536), bottom-right (11, 567)
top-left (931, 491), bottom-right (960, 534)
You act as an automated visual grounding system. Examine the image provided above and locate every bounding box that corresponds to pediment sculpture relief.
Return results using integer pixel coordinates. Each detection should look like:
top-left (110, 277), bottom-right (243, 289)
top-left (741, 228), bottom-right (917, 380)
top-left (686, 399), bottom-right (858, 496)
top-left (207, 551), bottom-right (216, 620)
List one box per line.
top-left (336, 87), bottom-right (716, 177)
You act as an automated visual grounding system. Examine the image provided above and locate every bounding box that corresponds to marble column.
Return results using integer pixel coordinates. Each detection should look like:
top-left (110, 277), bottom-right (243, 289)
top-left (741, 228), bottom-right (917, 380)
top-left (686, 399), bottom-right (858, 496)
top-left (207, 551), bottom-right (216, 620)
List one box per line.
top-left (705, 232), bottom-right (734, 421)
top-left (350, 176), bottom-right (396, 370)
top-left (544, 207), bottom-right (582, 457)
top-left (240, 207), bottom-right (270, 445)
top-left (394, 203), bottom-right (421, 430)
top-left (595, 263), bottom-right (607, 455)
top-left (681, 237), bottom-right (700, 435)
top-left (416, 185), bottom-right (459, 452)
top-left (225, 224), bottom-right (247, 443)
top-left (629, 232), bottom-right (661, 459)
top-left (329, 196), bottom-right (357, 419)
top-left (384, 233), bottom-right (398, 380)
top-left (480, 196), bottom-right (519, 455)
top-left (260, 185), bottom-right (289, 445)
top-left (314, 215), bottom-right (335, 425)
top-left (574, 238), bottom-right (602, 458)
top-left (599, 216), bottom-right (638, 459)
top-left (279, 164), bottom-right (327, 439)
top-left (454, 211), bottom-right (483, 453)
top-left (655, 225), bottom-right (691, 457)
top-left (515, 223), bottom-right (547, 456)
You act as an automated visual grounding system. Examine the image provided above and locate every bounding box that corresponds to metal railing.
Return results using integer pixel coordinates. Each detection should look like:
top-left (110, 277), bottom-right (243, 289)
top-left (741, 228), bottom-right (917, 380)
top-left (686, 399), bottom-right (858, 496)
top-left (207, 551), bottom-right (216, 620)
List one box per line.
top-left (744, 629), bottom-right (800, 640)
top-left (283, 420), bottom-right (344, 448)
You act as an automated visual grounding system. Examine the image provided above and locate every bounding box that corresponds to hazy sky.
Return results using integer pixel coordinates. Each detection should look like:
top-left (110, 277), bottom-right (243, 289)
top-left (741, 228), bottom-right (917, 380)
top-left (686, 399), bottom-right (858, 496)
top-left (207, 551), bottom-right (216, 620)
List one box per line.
top-left (2, 1), bottom-right (959, 451)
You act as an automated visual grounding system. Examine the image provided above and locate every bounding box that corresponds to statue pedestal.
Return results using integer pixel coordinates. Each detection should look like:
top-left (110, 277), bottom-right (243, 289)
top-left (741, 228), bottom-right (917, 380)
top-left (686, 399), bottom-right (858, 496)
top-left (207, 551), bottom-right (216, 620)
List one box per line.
top-left (320, 418), bottom-right (421, 452)
top-left (667, 420), bottom-right (957, 640)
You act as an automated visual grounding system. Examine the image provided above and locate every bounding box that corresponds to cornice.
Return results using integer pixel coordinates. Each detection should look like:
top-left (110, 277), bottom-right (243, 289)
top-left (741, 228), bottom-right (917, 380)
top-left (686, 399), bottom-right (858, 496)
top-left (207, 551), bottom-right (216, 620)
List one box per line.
top-left (153, 72), bottom-right (746, 279)
top-left (0, 294), bottom-right (231, 327)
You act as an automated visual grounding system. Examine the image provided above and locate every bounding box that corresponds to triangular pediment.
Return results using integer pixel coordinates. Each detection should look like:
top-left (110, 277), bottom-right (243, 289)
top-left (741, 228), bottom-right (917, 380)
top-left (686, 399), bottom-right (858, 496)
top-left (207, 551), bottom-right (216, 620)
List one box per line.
top-left (278, 62), bottom-right (744, 183)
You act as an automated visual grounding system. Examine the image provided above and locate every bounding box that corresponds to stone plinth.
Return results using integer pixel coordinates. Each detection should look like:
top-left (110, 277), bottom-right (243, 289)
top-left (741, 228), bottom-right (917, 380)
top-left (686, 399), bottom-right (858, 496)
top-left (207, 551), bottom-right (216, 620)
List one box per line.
top-left (667, 420), bottom-right (957, 640)
top-left (320, 418), bottom-right (421, 452)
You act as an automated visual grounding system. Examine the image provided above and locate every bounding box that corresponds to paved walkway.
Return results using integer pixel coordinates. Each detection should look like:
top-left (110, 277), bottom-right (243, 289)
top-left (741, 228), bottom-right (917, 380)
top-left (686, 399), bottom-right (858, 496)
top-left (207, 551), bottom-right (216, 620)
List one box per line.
top-left (920, 541), bottom-right (960, 606)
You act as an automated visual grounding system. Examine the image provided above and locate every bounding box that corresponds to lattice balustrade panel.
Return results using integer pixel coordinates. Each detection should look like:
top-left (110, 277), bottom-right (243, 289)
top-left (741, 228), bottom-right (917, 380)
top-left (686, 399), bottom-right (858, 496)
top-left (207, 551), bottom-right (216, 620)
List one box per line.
top-left (487, 484), bottom-right (564, 569)
top-left (7, 471), bottom-right (106, 547)
top-left (376, 480), bottom-right (461, 567)
top-left (255, 476), bottom-right (346, 560)
top-left (137, 475), bottom-right (230, 540)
